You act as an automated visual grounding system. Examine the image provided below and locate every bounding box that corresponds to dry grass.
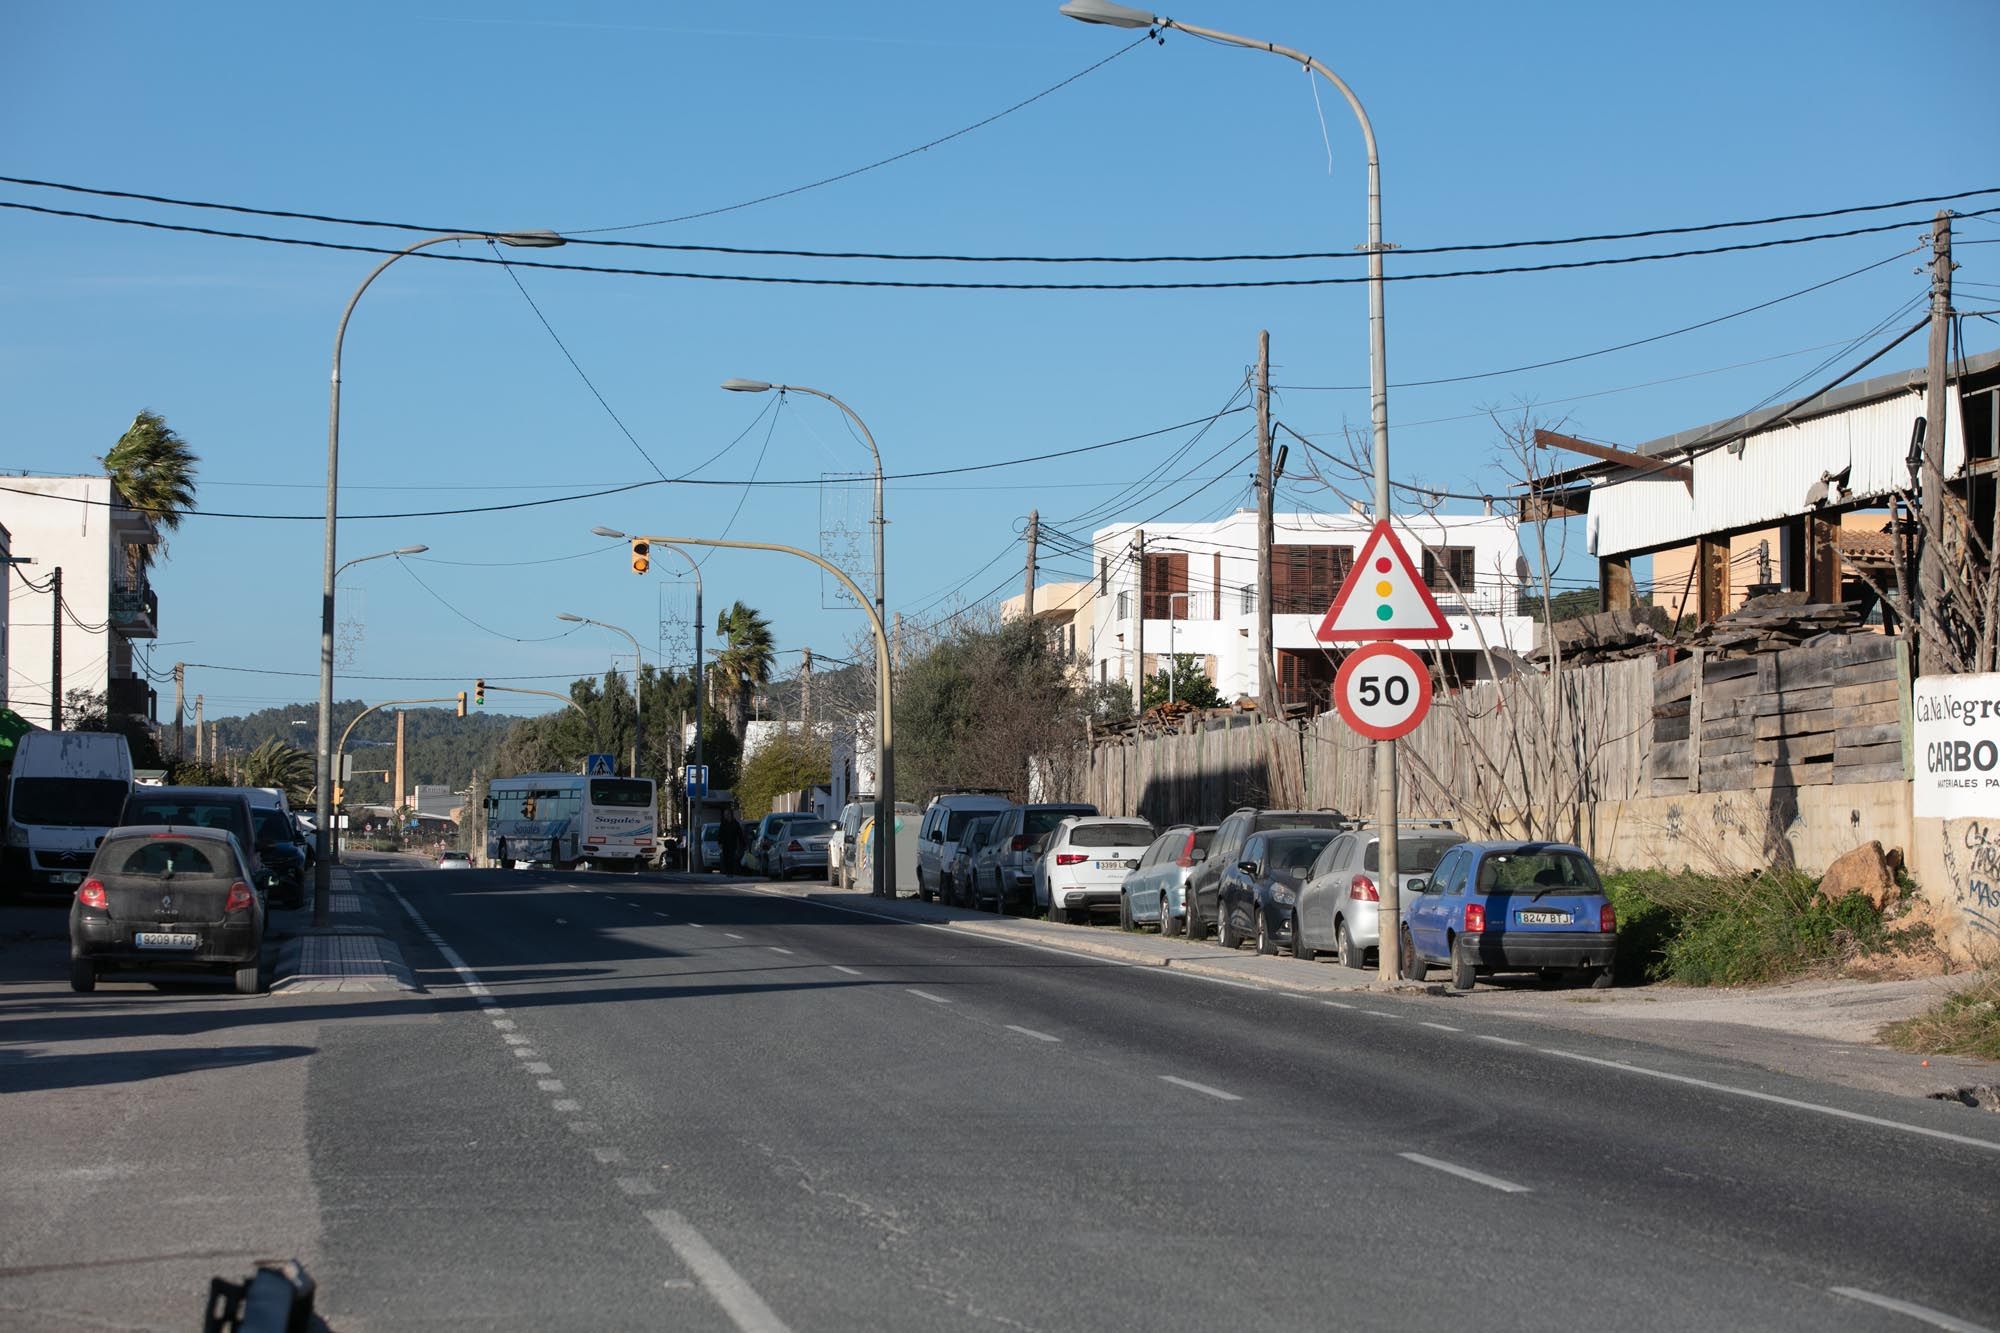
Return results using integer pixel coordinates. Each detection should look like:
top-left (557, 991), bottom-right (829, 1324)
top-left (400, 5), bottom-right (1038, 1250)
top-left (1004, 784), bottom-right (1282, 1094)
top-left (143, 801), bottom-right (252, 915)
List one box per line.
top-left (1883, 970), bottom-right (2000, 1062)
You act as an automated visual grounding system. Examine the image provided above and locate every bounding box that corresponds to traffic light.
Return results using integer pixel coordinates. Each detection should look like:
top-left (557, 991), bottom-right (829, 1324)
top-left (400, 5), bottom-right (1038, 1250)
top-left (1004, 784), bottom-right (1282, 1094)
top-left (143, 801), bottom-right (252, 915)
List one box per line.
top-left (474, 678), bottom-right (486, 706)
top-left (456, 691), bottom-right (467, 718)
top-left (631, 540), bottom-right (650, 575)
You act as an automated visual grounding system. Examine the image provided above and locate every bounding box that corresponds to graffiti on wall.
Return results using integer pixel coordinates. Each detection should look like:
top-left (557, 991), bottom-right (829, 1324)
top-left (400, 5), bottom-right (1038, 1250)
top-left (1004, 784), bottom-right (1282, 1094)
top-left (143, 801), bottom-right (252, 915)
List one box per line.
top-left (1940, 821), bottom-right (2000, 937)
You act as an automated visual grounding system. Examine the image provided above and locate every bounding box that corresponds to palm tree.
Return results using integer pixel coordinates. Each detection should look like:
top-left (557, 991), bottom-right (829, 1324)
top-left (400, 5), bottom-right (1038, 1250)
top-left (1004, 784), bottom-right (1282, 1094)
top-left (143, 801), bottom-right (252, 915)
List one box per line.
top-left (240, 738), bottom-right (315, 803)
top-left (711, 601), bottom-right (775, 753)
top-left (100, 410), bottom-right (199, 571)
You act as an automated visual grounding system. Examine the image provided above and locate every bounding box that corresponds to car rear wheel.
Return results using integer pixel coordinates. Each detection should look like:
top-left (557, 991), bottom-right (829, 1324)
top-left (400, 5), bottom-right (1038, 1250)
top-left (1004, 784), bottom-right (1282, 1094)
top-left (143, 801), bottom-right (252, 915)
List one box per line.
top-left (69, 956), bottom-right (95, 993)
top-left (1291, 912), bottom-right (1315, 961)
top-left (1216, 900), bottom-right (1241, 950)
top-left (1450, 937), bottom-right (1477, 991)
top-left (1399, 929), bottom-right (1427, 982)
top-left (1337, 918), bottom-right (1366, 970)
top-left (233, 962), bottom-right (262, 996)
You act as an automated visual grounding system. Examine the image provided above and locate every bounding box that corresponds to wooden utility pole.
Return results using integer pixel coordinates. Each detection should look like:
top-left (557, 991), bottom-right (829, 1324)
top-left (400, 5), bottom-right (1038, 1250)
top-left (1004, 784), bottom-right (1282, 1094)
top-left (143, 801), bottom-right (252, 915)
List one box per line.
top-left (1132, 528), bottom-right (1147, 716)
top-left (1919, 210), bottom-right (1954, 676)
top-left (193, 694), bottom-right (204, 764)
top-left (1023, 508), bottom-right (1039, 620)
top-left (800, 647), bottom-right (813, 731)
top-left (48, 566), bottom-right (62, 729)
top-left (1254, 331), bottom-right (1278, 719)
top-left (172, 662), bottom-right (185, 760)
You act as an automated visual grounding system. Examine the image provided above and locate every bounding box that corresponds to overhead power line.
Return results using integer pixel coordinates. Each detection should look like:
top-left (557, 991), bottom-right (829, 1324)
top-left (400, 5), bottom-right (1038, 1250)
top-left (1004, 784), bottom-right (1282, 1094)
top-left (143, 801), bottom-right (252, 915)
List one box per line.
top-left (6, 198), bottom-right (1994, 291)
top-left (5, 174), bottom-right (1992, 264)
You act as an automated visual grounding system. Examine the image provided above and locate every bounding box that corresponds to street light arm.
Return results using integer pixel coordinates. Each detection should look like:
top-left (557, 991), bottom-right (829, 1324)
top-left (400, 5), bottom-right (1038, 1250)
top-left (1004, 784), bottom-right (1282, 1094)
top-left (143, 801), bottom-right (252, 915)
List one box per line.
top-left (775, 384), bottom-right (883, 482)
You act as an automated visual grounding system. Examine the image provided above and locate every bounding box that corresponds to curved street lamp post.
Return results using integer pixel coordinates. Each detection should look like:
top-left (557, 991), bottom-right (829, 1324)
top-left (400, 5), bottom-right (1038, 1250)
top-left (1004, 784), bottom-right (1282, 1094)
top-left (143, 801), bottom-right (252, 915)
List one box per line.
top-left (314, 230), bottom-right (563, 928)
top-left (557, 612), bottom-right (647, 781)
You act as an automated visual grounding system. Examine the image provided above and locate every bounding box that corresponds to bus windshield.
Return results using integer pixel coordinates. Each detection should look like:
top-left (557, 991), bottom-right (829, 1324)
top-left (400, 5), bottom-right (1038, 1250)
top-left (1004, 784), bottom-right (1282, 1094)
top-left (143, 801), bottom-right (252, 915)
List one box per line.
top-left (590, 779), bottom-right (653, 807)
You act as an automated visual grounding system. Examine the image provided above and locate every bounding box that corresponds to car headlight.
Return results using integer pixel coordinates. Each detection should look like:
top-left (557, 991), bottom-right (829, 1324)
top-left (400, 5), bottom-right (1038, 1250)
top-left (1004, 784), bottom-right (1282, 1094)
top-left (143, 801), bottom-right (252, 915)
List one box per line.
top-left (1270, 885), bottom-right (1296, 905)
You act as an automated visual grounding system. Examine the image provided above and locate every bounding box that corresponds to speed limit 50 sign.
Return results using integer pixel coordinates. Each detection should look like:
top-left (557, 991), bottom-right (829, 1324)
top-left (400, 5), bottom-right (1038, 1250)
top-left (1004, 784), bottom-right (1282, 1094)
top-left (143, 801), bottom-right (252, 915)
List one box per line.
top-left (1333, 642), bottom-right (1434, 741)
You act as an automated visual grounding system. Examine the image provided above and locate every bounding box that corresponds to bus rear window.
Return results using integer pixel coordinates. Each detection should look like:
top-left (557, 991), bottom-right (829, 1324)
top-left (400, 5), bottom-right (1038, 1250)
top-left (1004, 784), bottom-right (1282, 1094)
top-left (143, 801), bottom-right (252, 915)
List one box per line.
top-left (590, 779), bottom-right (653, 807)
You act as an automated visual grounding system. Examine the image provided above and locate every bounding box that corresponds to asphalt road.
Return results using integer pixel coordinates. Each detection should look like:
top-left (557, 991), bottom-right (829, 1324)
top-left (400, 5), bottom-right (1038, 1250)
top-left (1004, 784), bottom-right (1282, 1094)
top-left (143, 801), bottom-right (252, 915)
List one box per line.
top-left (301, 862), bottom-right (2000, 1333)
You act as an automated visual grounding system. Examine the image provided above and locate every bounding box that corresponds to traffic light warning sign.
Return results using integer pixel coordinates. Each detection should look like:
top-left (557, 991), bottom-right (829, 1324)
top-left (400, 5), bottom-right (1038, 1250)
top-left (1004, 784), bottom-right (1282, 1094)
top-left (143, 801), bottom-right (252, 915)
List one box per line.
top-left (1315, 520), bottom-right (1452, 642)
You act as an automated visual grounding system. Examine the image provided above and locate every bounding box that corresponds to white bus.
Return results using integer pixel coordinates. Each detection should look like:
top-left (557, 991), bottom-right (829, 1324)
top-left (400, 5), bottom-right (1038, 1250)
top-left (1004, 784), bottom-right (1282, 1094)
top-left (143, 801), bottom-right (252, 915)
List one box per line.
top-left (484, 773), bottom-right (656, 872)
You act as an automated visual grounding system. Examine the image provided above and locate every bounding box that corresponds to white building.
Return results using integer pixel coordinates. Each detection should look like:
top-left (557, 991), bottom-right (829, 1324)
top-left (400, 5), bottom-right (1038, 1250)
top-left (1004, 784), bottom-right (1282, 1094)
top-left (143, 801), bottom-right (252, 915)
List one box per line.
top-left (1086, 510), bottom-right (1535, 709)
top-left (0, 476), bottom-right (161, 728)
top-left (0, 520), bottom-right (12, 714)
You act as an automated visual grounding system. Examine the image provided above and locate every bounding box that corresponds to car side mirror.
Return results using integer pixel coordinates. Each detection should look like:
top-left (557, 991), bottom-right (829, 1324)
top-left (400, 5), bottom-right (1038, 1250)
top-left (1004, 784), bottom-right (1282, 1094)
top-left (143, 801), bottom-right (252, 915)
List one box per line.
top-left (1238, 860), bottom-right (1258, 875)
top-left (1407, 878), bottom-right (1430, 894)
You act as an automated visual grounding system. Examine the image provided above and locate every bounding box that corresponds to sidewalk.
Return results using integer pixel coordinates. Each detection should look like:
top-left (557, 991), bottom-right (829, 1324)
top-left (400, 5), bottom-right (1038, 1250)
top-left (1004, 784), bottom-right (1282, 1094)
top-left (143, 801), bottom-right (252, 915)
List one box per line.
top-left (269, 862), bottom-right (420, 994)
top-left (736, 876), bottom-right (1998, 1102)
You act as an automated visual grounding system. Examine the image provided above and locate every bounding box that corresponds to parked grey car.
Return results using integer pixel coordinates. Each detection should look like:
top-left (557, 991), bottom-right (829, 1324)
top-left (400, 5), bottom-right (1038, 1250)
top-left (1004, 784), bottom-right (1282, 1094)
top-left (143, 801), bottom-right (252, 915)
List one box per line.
top-left (1118, 824), bottom-right (1215, 933)
top-left (943, 815), bottom-right (1000, 907)
top-left (1296, 823), bottom-right (1466, 966)
top-left (770, 818), bottom-right (835, 879)
top-left (971, 802), bottom-right (1099, 913)
top-left (1184, 807), bottom-right (1347, 940)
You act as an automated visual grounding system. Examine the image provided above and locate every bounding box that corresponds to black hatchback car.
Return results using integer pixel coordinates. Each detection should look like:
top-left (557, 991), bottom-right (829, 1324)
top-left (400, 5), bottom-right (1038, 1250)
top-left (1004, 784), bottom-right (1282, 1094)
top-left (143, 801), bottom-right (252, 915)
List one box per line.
top-left (69, 826), bottom-right (265, 994)
top-left (250, 807), bottom-right (307, 910)
top-left (119, 787), bottom-right (283, 904)
top-left (1215, 828), bottom-right (1343, 955)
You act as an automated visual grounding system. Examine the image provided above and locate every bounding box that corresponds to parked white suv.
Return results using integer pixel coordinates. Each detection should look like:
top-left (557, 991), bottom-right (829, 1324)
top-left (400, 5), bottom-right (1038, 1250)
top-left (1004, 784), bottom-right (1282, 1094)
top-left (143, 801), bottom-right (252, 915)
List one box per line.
top-left (829, 800), bottom-right (870, 889)
top-left (914, 793), bottom-right (1014, 903)
top-left (1034, 816), bottom-right (1157, 924)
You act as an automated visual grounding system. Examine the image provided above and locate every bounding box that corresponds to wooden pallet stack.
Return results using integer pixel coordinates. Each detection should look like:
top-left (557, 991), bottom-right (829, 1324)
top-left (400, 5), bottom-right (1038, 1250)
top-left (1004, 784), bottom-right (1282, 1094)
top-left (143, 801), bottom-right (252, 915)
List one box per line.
top-left (1649, 633), bottom-right (1908, 796)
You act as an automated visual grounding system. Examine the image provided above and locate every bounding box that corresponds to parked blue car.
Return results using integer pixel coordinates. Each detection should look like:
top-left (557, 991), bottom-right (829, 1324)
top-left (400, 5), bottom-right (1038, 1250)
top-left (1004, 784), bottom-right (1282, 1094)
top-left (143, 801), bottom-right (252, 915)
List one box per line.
top-left (1398, 841), bottom-right (1616, 991)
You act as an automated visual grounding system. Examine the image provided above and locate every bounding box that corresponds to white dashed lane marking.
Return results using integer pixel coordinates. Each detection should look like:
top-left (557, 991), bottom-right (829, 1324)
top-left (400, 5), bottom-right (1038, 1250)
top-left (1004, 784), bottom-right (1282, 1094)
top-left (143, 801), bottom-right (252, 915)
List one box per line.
top-left (724, 932), bottom-right (746, 941)
top-left (551, 1098), bottom-right (582, 1112)
top-left (1399, 1152), bottom-right (1531, 1194)
top-left (1006, 1025), bottom-right (1061, 1043)
top-left (906, 989), bottom-right (950, 1004)
top-left (646, 1209), bottom-right (795, 1333)
top-left (1160, 1075), bottom-right (1242, 1102)
top-left (1827, 1287), bottom-right (1994, 1333)
top-left (1420, 1021), bottom-right (1462, 1033)
top-left (768, 947), bottom-right (794, 955)
top-left (537, 1079), bottom-right (566, 1092)
top-left (830, 965), bottom-right (862, 977)
top-left (524, 1062), bottom-right (554, 1075)
top-left (1477, 1034), bottom-right (1525, 1048)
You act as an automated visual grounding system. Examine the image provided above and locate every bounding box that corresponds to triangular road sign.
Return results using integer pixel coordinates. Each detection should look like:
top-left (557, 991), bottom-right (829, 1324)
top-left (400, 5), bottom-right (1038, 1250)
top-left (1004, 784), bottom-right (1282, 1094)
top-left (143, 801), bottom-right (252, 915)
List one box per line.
top-left (1315, 520), bottom-right (1452, 641)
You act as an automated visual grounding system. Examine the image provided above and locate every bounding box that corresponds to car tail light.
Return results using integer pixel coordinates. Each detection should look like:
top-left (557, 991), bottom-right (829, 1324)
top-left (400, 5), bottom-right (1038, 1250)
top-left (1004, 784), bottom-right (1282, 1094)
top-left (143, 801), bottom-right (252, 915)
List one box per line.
top-left (1348, 873), bottom-right (1379, 902)
top-left (77, 879), bottom-right (108, 910)
top-left (1056, 853), bottom-right (1088, 866)
top-left (1600, 903), bottom-right (1617, 933)
top-left (1176, 833), bottom-right (1200, 868)
top-left (1464, 902), bottom-right (1486, 933)
top-left (225, 881), bottom-right (255, 913)
top-left (1011, 835), bottom-right (1032, 851)
top-left (787, 840), bottom-right (804, 852)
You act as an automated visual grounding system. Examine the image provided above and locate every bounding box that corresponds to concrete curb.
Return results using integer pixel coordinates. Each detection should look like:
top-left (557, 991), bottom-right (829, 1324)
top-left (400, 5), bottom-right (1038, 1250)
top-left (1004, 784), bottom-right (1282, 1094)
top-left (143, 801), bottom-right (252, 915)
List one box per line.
top-left (269, 867), bottom-right (422, 994)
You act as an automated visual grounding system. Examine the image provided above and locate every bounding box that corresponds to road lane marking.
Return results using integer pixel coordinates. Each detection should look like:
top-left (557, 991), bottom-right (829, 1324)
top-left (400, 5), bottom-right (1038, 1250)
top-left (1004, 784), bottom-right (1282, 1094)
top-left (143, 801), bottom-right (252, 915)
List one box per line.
top-left (1399, 1153), bottom-right (1531, 1194)
top-left (1324, 1000), bottom-right (1356, 1009)
top-left (491, 1018), bottom-right (516, 1030)
top-left (1006, 1025), bottom-right (1060, 1043)
top-left (592, 1147), bottom-right (627, 1165)
top-left (375, 876), bottom-right (490, 999)
top-left (689, 923), bottom-right (705, 929)
top-left (768, 947), bottom-right (794, 955)
top-left (502, 1033), bottom-right (530, 1045)
top-left (645, 1208), bottom-right (794, 1333)
top-left (1160, 1075), bottom-right (1242, 1102)
top-left (907, 989), bottom-right (950, 1004)
top-left (654, 911), bottom-right (670, 918)
top-left (525, 1062), bottom-right (554, 1075)
top-left (1828, 1288), bottom-right (1994, 1332)
top-left (830, 965), bottom-right (863, 977)
top-left (1477, 1034), bottom-right (1526, 1047)
top-left (552, 1098), bottom-right (582, 1112)
top-left (616, 1176), bottom-right (658, 1195)
top-left (1361, 1010), bottom-right (1399, 1019)
top-left (1420, 1021), bottom-right (1462, 1032)
top-left (537, 1079), bottom-right (566, 1092)
top-left (511, 1048), bottom-right (540, 1060)
top-left (1541, 1049), bottom-right (2000, 1154)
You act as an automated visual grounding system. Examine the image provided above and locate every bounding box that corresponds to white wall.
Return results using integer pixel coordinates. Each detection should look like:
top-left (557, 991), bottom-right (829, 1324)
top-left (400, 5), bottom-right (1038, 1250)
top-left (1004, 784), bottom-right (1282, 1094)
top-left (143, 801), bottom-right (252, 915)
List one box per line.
top-left (1, 478), bottom-right (123, 727)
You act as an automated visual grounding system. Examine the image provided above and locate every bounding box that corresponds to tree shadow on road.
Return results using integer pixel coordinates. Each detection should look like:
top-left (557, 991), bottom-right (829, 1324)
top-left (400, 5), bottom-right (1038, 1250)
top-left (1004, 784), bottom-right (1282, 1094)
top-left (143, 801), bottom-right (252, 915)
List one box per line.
top-left (0, 1042), bottom-right (314, 1094)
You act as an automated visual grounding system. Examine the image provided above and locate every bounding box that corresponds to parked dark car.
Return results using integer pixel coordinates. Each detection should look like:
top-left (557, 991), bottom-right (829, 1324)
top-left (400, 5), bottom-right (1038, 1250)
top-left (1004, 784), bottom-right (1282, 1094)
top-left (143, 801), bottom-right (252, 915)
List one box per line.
top-left (69, 825), bottom-right (265, 994)
top-left (118, 787), bottom-right (279, 902)
top-left (1184, 807), bottom-right (1347, 941)
top-left (1214, 828), bottom-right (1342, 954)
top-left (251, 807), bottom-right (307, 910)
top-left (1400, 841), bottom-right (1618, 990)
top-left (972, 802), bottom-right (1100, 913)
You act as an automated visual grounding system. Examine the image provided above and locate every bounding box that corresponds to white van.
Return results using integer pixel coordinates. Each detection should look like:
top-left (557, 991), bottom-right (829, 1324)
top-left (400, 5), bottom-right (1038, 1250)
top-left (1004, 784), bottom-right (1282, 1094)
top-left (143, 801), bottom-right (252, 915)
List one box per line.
top-left (914, 793), bottom-right (1015, 903)
top-left (5, 731), bottom-right (134, 897)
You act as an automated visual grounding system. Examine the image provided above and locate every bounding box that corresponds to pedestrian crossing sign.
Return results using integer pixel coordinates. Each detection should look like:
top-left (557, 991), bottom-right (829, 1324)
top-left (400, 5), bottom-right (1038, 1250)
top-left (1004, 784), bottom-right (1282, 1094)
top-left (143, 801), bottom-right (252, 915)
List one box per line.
top-left (1315, 520), bottom-right (1452, 642)
top-left (585, 753), bottom-right (616, 776)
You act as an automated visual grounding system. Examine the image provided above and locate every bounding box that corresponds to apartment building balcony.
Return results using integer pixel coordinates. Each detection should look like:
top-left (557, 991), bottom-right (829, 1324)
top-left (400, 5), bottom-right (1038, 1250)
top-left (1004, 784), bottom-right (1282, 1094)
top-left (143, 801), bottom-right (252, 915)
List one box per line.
top-left (109, 580), bottom-right (158, 638)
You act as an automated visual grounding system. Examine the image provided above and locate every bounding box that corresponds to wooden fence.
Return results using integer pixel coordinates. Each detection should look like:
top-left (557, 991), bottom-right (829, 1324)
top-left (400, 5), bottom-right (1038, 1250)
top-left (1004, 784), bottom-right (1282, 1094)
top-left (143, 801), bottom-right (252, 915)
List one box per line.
top-left (1070, 632), bottom-right (1911, 832)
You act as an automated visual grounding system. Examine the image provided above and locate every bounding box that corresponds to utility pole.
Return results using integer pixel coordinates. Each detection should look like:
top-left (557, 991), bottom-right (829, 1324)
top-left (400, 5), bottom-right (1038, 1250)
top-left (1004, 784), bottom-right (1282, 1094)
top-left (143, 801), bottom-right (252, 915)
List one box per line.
top-left (194, 694), bottom-right (204, 764)
top-left (394, 710), bottom-right (407, 816)
top-left (1255, 331), bottom-right (1278, 720)
top-left (800, 647), bottom-right (813, 732)
top-left (1919, 210), bottom-right (1954, 677)
top-left (1024, 508), bottom-right (1039, 620)
top-left (49, 566), bottom-right (62, 729)
top-left (892, 611), bottom-right (906, 675)
top-left (1132, 528), bottom-right (1147, 716)
top-left (173, 663), bottom-right (185, 760)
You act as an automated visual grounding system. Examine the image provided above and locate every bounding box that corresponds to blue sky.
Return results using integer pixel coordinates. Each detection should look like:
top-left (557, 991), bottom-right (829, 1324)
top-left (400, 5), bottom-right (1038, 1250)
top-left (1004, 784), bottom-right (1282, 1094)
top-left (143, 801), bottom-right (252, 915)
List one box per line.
top-left (3, 0), bottom-right (1995, 721)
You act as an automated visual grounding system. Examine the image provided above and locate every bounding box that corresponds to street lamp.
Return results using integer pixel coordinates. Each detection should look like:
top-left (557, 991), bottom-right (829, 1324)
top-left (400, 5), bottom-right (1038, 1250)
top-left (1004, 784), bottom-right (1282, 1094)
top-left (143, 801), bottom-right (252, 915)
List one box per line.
top-left (557, 611), bottom-right (647, 782)
top-left (721, 377), bottom-right (891, 816)
top-left (593, 528), bottom-right (704, 859)
top-left (314, 229), bottom-right (564, 929)
top-left (336, 544), bottom-right (428, 580)
top-left (1059, 1), bottom-right (1407, 980)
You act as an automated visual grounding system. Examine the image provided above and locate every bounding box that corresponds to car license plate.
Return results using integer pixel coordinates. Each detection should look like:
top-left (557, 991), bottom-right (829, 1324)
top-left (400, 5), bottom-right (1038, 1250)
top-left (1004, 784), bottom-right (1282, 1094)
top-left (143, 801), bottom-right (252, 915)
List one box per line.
top-left (1517, 910), bottom-right (1571, 925)
top-left (135, 932), bottom-right (199, 950)
top-left (56, 872), bottom-right (83, 885)
top-left (1096, 859), bottom-right (1135, 870)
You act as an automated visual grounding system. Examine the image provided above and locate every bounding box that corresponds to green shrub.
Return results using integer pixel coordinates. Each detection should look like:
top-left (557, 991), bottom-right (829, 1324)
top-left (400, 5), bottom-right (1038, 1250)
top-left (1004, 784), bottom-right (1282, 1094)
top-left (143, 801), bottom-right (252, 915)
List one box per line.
top-left (1882, 971), bottom-right (2000, 1061)
top-left (1599, 868), bottom-right (1917, 987)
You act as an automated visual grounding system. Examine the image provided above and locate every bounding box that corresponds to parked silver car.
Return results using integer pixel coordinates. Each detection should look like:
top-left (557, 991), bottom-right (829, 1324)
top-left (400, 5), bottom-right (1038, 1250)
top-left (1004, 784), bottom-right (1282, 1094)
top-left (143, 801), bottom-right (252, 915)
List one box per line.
top-left (770, 818), bottom-right (835, 880)
top-left (1118, 824), bottom-right (1215, 932)
top-left (828, 800), bottom-right (869, 888)
top-left (1295, 823), bottom-right (1465, 967)
top-left (970, 802), bottom-right (1099, 913)
top-left (943, 815), bottom-right (1000, 907)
